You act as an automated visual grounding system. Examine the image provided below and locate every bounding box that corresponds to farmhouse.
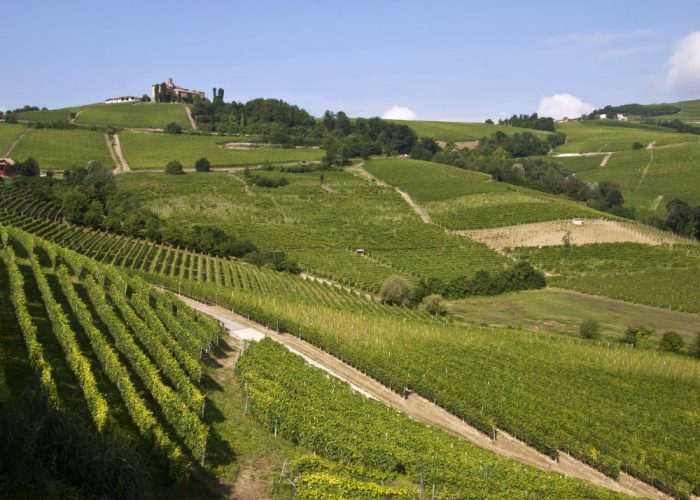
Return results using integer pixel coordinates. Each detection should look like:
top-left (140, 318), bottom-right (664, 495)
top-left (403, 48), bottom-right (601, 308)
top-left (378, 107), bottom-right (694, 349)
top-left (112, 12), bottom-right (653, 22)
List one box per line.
top-left (105, 96), bottom-right (141, 104)
top-left (0, 158), bottom-right (15, 178)
top-left (151, 78), bottom-right (205, 101)
top-left (616, 113), bottom-right (628, 121)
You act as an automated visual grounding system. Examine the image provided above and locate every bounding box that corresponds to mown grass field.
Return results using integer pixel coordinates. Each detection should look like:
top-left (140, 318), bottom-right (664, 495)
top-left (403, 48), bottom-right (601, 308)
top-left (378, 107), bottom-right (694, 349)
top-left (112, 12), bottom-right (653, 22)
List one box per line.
top-left (571, 142), bottom-right (700, 215)
top-left (448, 287), bottom-right (700, 344)
top-left (365, 158), bottom-right (608, 229)
top-left (512, 243), bottom-right (700, 313)
top-left (553, 120), bottom-right (700, 153)
top-left (0, 123), bottom-right (27, 155)
top-left (75, 102), bottom-right (191, 129)
top-left (396, 120), bottom-right (552, 142)
top-left (12, 106), bottom-right (82, 123)
top-left (117, 169), bottom-right (508, 290)
top-left (119, 132), bottom-right (323, 169)
top-left (10, 128), bottom-right (112, 169)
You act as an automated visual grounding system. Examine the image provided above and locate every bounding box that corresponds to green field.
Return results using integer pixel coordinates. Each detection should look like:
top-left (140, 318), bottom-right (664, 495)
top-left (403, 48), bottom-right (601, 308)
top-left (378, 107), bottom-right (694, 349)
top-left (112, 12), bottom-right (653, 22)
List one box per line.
top-left (512, 243), bottom-right (700, 313)
top-left (116, 169), bottom-right (508, 290)
top-left (570, 142), bottom-right (700, 215)
top-left (0, 123), bottom-right (27, 155)
top-left (119, 131), bottom-right (323, 169)
top-left (396, 120), bottom-right (552, 142)
top-left (13, 106), bottom-right (81, 123)
top-left (656, 98), bottom-right (700, 121)
top-left (448, 287), bottom-right (700, 344)
top-left (75, 102), bottom-right (191, 129)
top-left (365, 158), bottom-right (609, 229)
top-left (10, 128), bottom-right (112, 169)
top-left (553, 120), bottom-right (700, 153)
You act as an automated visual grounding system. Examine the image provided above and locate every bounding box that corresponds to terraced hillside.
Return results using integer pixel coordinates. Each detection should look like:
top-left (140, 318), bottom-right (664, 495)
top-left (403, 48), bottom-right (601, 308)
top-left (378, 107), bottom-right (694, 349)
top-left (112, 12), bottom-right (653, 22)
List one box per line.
top-left (119, 131), bottom-right (323, 170)
top-left (364, 158), bottom-right (608, 229)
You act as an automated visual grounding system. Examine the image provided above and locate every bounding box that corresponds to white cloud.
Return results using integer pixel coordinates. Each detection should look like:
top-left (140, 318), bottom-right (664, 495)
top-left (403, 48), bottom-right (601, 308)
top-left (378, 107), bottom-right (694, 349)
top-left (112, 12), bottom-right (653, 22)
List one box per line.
top-left (537, 94), bottom-right (595, 120)
top-left (382, 105), bottom-right (417, 120)
top-left (666, 31), bottom-right (700, 93)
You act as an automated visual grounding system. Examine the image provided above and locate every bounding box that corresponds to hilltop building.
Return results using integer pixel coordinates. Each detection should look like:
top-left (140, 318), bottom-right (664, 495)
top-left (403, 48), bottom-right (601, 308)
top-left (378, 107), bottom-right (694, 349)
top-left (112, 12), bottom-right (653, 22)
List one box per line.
top-left (151, 78), bottom-right (205, 102)
top-left (105, 96), bottom-right (140, 104)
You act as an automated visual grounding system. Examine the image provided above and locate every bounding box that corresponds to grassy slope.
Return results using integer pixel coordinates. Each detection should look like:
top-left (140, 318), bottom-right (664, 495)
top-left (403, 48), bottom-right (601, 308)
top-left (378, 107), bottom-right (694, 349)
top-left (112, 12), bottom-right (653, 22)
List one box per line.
top-left (448, 287), bottom-right (700, 345)
top-left (554, 120), bottom-right (700, 153)
top-left (75, 102), bottom-right (191, 129)
top-left (397, 120), bottom-right (551, 142)
top-left (13, 106), bottom-right (82, 123)
top-left (119, 132), bottom-right (323, 169)
top-left (655, 98), bottom-right (700, 121)
top-left (365, 158), bottom-right (609, 229)
top-left (117, 170), bottom-right (508, 290)
top-left (0, 123), bottom-right (27, 155)
top-left (10, 128), bottom-right (112, 169)
top-left (571, 142), bottom-right (700, 215)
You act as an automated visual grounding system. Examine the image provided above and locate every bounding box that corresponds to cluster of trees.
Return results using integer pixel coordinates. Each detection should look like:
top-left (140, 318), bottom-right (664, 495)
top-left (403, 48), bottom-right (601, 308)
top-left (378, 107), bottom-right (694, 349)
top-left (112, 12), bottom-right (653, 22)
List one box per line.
top-left (477, 131), bottom-right (566, 157)
top-left (321, 112), bottom-right (418, 165)
top-left (496, 113), bottom-right (556, 132)
top-left (380, 261), bottom-right (546, 309)
top-left (11, 161), bottom-right (298, 270)
top-left (2, 157), bottom-right (42, 177)
top-left (647, 198), bottom-right (700, 242)
top-left (589, 103), bottom-right (681, 118)
top-left (244, 171), bottom-right (289, 188)
top-left (644, 119), bottom-right (700, 135)
top-left (579, 320), bottom-right (700, 357)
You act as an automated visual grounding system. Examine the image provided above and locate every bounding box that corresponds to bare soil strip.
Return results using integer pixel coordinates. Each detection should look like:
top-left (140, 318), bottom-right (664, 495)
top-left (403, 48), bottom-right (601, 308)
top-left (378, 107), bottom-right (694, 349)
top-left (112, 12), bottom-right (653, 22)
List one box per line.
top-left (600, 152), bottom-right (612, 167)
top-left (184, 104), bottom-right (197, 130)
top-left (69, 109), bottom-right (82, 124)
top-left (175, 293), bottom-right (669, 499)
top-left (106, 133), bottom-right (131, 173)
top-left (3, 127), bottom-right (30, 157)
top-left (635, 142), bottom-right (655, 193)
top-left (461, 219), bottom-right (687, 250)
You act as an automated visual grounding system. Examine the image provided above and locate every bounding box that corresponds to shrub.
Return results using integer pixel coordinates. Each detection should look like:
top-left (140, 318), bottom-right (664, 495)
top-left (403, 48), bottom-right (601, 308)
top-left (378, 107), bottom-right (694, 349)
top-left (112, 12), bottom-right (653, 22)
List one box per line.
top-left (622, 326), bottom-right (653, 349)
top-left (579, 319), bottom-right (600, 340)
top-left (692, 332), bottom-right (700, 359)
top-left (632, 141), bottom-right (645, 150)
top-left (194, 157), bottom-right (211, 172)
top-left (659, 331), bottom-right (685, 354)
top-left (422, 294), bottom-right (447, 316)
top-left (164, 160), bottom-right (183, 175)
top-left (380, 275), bottom-right (414, 307)
top-left (164, 122), bottom-right (182, 134)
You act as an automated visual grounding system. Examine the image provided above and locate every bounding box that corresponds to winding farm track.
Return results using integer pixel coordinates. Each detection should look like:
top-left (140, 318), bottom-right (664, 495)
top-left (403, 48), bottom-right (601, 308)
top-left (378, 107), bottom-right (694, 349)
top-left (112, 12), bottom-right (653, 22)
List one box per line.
top-left (184, 104), bottom-right (197, 130)
top-left (3, 127), bottom-right (30, 157)
top-left (105, 133), bottom-right (131, 173)
top-left (174, 292), bottom-right (670, 499)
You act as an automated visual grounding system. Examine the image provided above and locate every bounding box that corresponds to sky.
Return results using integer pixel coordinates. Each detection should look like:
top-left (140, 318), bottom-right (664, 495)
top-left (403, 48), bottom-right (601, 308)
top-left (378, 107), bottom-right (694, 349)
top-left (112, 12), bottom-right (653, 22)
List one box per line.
top-left (2, 0), bottom-right (700, 121)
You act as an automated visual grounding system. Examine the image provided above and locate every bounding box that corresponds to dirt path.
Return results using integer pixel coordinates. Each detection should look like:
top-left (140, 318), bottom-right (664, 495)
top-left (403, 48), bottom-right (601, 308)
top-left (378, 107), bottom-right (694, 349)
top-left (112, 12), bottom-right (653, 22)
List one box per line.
top-left (174, 293), bottom-right (669, 499)
top-left (599, 152), bottom-right (612, 167)
top-left (349, 163), bottom-right (433, 224)
top-left (69, 110), bottom-right (82, 124)
top-left (652, 194), bottom-right (664, 212)
top-left (635, 142), bottom-right (655, 193)
top-left (3, 127), bottom-right (30, 157)
top-left (184, 104), bottom-right (197, 130)
top-left (299, 271), bottom-right (376, 300)
top-left (106, 133), bottom-right (131, 173)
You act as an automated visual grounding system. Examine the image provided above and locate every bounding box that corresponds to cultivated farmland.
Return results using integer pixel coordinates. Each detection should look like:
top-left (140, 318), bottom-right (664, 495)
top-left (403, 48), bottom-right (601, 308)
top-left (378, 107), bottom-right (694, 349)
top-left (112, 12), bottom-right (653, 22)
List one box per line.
top-left (397, 120), bottom-right (553, 142)
top-left (10, 128), bottom-right (112, 169)
top-left (0, 123), bottom-right (27, 155)
top-left (75, 102), bottom-right (192, 129)
top-left (12, 106), bottom-right (82, 123)
top-left (119, 132), bottom-right (324, 169)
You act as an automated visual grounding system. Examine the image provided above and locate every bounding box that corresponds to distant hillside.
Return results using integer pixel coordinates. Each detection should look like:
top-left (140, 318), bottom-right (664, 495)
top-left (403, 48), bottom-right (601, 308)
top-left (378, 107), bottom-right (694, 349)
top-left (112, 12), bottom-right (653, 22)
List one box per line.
top-left (392, 120), bottom-right (552, 143)
top-left (591, 98), bottom-right (700, 122)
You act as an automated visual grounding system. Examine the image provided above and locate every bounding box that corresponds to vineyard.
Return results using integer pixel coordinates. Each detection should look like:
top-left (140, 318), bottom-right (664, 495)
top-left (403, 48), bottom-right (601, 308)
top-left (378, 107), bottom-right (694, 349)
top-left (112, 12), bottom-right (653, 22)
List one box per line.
top-left (116, 170), bottom-right (509, 290)
top-left (11, 106), bottom-right (82, 123)
top-left (74, 103), bottom-right (192, 130)
top-left (396, 120), bottom-right (553, 142)
top-left (237, 338), bottom-right (624, 499)
top-left (512, 243), bottom-right (700, 312)
top-left (364, 158), bottom-right (609, 229)
top-left (0, 223), bottom-right (222, 478)
top-left (0, 123), bottom-right (27, 154)
top-left (9, 127), bottom-right (113, 169)
top-left (118, 132), bottom-right (324, 169)
top-left (168, 272), bottom-right (700, 498)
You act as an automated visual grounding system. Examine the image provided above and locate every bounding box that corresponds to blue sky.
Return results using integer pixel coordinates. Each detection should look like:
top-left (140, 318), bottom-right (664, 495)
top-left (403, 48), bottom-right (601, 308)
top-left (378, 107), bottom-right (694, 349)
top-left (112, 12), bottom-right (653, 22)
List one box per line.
top-left (3, 0), bottom-right (700, 120)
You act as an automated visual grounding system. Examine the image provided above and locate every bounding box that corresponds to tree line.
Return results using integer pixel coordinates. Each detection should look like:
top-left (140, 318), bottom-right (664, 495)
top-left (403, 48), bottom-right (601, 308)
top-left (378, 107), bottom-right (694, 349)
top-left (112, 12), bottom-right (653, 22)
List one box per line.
top-left (496, 113), bottom-right (556, 132)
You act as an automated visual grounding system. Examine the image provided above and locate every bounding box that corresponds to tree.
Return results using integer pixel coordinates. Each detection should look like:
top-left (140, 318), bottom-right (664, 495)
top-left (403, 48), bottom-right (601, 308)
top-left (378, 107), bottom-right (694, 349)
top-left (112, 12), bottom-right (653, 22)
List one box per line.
top-left (141, 94), bottom-right (151, 102)
top-left (380, 275), bottom-right (414, 307)
top-left (422, 294), bottom-right (447, 316)
top-left (164, 160), bottom-right (184, 175)
top-left (17, 157), bottom-right (40, 177)
top-left (632, 141), bottom-right (644, 150)
top-left (579, 319), bottom-right (600, 340)
top-left (659, 331), bottom-right (685, 354)
top-left (622, 326), bottom-right (653, 349)
top-left (691, 332), bottom-right (700, 359)
top-left (164, 122), bottom-right (182, 134)
top-left (194, 157), bottom-right (211, 172)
